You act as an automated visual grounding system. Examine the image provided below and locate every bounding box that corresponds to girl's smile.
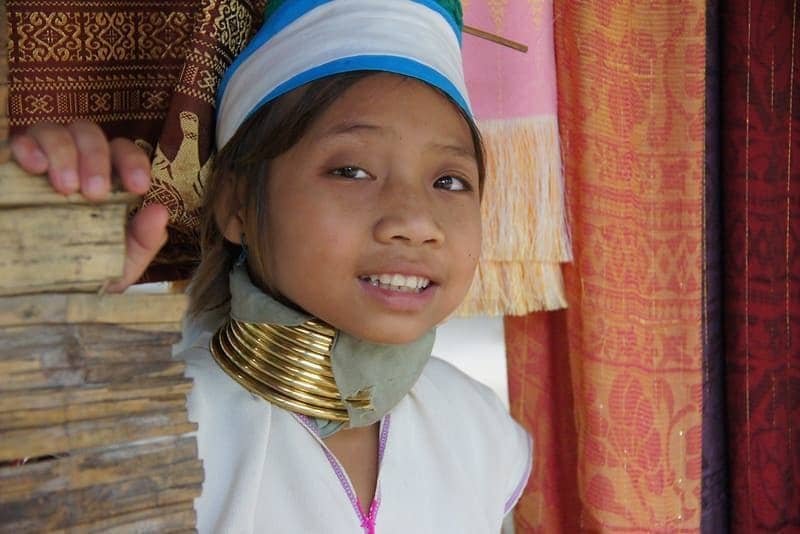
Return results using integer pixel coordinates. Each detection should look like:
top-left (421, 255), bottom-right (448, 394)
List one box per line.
top-left (226, 73), bottom-right (482, 344)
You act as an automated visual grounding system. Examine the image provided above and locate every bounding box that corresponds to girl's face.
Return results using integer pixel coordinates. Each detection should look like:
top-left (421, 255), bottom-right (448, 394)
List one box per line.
top-left (258, 74), bottom-right (481, 344)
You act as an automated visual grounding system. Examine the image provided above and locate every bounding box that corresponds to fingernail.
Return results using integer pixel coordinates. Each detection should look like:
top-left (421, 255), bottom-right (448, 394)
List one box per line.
top-left (131, 169), bottom-right (149, 191)
top-left (61, 169), bottom-right (79, 190)
top-left (86, 175), bottom-right (106, 196)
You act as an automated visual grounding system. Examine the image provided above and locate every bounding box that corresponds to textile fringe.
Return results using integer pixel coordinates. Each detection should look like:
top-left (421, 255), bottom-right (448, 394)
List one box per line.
top-left (457, 260), bottom-right (566, 316)
top-left (457, 116), bottom-right (571, 316)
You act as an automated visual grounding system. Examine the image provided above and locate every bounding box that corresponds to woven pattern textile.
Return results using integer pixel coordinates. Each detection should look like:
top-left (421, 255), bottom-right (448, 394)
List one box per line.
top-left (721, 1), bottom-right (800, 531)
top-left (507, 2), bottom-right (707, 530)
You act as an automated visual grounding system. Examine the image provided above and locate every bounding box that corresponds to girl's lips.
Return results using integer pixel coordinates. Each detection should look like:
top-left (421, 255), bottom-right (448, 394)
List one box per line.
top-left (358, 278), bottom-right (437, 312)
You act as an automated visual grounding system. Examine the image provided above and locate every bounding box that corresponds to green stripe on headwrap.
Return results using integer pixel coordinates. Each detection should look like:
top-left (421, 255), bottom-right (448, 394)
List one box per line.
top-left (263, 0), bottom-right (463, 29)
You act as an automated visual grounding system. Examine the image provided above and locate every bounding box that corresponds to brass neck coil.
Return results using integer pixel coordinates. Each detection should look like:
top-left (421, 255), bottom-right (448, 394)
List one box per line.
top-left (211, 318), bottom-right (351, 421)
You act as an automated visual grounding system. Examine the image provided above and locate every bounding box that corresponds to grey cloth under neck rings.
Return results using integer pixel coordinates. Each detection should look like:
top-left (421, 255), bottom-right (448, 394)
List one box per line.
top-left (227, 264), bottom-right (435, 437)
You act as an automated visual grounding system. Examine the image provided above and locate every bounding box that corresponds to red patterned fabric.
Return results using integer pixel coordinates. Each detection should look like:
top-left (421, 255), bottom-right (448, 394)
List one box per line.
top-left (507, 2), bottom-right (707, 530)
top-left (505, 311), bottom-right (581, 532)
top-left (721, 2), bottom-right (800, 531)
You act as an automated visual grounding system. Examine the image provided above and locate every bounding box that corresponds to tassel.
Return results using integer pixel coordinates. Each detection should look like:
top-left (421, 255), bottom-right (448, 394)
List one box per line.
top-left (457, 261), bottom-right (566, 316)
top-left (457, 115), bottom-right (572, 316)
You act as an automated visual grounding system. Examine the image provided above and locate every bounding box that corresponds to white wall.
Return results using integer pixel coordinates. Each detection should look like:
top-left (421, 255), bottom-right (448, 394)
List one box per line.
top-left (433, 316), bottom-right (508, 407)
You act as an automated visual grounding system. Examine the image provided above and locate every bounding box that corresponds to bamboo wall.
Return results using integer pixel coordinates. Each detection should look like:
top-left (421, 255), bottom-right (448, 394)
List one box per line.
top-left (0, 165), bottom-right (201, 532)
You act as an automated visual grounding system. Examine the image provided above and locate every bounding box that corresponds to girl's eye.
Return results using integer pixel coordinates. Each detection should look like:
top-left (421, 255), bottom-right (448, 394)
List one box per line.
top-left (330, 166), bottom-right (371, 180)
top-left (434, 175), bottom-right (472, 192)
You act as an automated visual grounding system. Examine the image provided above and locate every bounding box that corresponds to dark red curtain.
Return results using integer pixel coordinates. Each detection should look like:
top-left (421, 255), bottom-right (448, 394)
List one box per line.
top-left (721, 1), bottom-right (800, 531)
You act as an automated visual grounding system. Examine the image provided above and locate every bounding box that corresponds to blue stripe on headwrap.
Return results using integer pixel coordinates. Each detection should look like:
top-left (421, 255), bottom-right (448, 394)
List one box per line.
top-left (242, 55), bottom-right (471, 126)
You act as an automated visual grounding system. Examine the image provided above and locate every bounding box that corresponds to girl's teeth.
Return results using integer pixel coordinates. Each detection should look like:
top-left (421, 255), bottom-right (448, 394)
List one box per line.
top-left (364, 274), bottom-right (430, 292)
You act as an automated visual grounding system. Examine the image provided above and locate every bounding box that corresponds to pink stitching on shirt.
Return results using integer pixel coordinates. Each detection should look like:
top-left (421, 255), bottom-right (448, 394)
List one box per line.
top-left (378, 414), bottom-right (391, 463)
top-left (294, 414), bottom-right (391, 533)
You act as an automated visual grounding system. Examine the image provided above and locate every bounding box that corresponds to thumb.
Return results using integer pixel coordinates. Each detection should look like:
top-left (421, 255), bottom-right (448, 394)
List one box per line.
top-left (105, 204), bottom-right (169, 293)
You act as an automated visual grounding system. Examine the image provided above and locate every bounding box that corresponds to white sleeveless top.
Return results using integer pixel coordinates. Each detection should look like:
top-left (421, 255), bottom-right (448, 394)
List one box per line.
top-left (177, 330), bottom-right (532, 533)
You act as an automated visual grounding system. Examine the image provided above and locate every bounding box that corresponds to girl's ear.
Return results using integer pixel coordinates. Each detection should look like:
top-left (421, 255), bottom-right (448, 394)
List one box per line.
top-left (221, 208), bottom-right (245, 244)
top-left (213, 175), bottom-right (246, 244)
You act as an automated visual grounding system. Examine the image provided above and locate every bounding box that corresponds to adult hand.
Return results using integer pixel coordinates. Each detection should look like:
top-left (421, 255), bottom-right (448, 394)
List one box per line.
top-left (10, 120), bottom-right (169, 292)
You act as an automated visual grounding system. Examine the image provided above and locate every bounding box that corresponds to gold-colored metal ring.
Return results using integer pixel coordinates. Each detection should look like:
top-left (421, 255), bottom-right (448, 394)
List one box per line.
top-left (222, 326), bottom-right (341, 399)
top-left (233, 322), bottom-right (334, 376)
top-left (210, 318), bottom-right (352, 422)
top-left (245, 320), bottom-right (334, 353)
top-left (211, 336), bottom-right (348, 421)
top-left (238, 322), bottom-right (332, 364)
top-left (217, 328), bottom-right (345, 410)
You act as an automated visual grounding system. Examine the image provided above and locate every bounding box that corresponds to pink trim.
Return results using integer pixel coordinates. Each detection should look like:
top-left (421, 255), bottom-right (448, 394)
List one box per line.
top-left (295, 414), bottom-right (319, 435)
top-left (503, 432), bottom-right (534, 514)
top-left (378, 414), bottom-right (392, 463)
top-left (294, 414), bottom-right (392, 533)
top-left (321, 446), bottom-right (367, 523)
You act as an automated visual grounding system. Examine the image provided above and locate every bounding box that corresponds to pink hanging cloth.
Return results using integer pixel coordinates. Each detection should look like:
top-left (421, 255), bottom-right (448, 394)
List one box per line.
top-left (458, 0), bottom-right (571, 316)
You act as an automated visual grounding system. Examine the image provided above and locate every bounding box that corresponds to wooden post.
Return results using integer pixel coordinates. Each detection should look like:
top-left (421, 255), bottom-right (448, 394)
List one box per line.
top-left (0, 165), bottom-right (201, 531)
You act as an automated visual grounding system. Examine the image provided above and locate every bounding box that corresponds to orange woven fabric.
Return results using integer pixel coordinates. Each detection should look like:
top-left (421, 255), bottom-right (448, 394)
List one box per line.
top-left (508, 2), bottom-right (707, 531)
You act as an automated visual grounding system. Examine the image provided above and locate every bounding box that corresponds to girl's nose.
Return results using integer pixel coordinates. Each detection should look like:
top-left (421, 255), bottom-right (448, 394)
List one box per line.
top-left (373, 188), bottom-right (445, 247)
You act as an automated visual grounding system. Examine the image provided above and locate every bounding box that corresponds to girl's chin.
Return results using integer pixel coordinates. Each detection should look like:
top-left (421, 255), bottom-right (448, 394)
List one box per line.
top-left (335, 319), bottom-right (435, 345)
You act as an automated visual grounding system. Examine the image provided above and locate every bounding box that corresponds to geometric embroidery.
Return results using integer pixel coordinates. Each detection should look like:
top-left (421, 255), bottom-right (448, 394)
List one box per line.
top-left (7, 1), bottom-right (196, 138)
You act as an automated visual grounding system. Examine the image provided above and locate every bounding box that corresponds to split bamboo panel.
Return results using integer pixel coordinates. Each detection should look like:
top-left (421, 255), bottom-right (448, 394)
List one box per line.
top-left (0, 166), bottom-right (200, 532)
top-left (0, 163), bottom-right (139, 296)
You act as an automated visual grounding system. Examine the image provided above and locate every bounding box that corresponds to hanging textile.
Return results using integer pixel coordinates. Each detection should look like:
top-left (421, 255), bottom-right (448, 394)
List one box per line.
top-left (507, 2), bottom-right (708, 530)
top-left (721, 2), bottom-right (800, 531)
top-left (0, 2), bottom-right (8, 163)
top-left (459, 0), bottom-right (571, 316)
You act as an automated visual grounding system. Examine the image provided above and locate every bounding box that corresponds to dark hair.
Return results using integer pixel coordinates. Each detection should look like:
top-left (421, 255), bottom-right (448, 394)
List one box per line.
top-left (187, 72), bottom-right (486, 317)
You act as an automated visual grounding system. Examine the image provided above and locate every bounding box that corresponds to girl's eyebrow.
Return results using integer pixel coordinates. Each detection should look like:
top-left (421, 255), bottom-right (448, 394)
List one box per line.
top-left (430, 142), bottom-right (476, 161)
top-left (318, 120), bottom-right (476, 161)
top-left (319, 121), bottom-right (384, 139)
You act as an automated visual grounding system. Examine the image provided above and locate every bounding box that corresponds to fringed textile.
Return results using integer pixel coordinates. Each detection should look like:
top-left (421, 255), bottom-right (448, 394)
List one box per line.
top-left (458, 0), bottom-right (570, 316)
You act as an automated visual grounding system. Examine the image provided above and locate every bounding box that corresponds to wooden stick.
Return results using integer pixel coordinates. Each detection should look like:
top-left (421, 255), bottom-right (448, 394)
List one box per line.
top-left (463, 25), bottom-right (528, 53)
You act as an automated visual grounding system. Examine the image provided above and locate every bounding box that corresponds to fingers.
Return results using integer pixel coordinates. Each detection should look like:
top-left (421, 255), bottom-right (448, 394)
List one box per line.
top-left (105, 204), bottom-right (170, 293)
top-left (12, 120), bottom-right (166, 294)
top-left (67, 121), bottom-right (112, 200)
top-left (9, 120), bottom-right (152, 200)
top-left (13, 122), bottom-right (80, 195)
top-left (110, 137), bottom-right (152, 195)
top-left (9, 133), bottom-right (49, 175)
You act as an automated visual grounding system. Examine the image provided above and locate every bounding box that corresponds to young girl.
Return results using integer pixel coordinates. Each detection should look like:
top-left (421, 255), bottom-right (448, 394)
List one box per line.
top-left (12, 1), bottom-right (532, 531)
